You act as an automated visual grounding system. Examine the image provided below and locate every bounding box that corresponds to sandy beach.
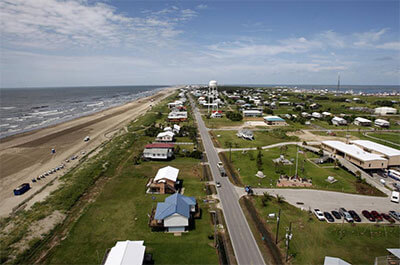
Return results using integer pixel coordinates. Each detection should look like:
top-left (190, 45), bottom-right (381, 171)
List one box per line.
top-left (0, 86), bottom-right (178, 217)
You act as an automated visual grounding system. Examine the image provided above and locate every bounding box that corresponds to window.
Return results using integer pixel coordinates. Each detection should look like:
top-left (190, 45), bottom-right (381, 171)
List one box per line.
top-left (369, 163), bottom-right (371, 167)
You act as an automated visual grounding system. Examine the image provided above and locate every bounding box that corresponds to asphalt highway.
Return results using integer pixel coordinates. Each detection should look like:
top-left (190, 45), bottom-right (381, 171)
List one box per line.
top-left (190, 97), bottom-right (266, 265)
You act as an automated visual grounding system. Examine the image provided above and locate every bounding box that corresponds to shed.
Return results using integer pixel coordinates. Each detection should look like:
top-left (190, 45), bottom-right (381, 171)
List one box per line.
top-left (103, 241), bottom-right (146, 265)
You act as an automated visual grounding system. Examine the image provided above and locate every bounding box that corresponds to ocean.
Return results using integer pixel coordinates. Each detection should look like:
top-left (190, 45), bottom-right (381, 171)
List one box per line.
top-left (0, 86), bottom-right (167, 139)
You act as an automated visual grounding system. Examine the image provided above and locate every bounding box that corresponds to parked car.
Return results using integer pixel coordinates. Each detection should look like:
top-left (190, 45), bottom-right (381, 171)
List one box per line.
top-left (389, 211), bottom-right (400, 222)
top-left (381, 213), bottom-right (395, 223)
top-left (324, 212), bottom-right (335, 222)
top-left (391, 191), bottom-right (399, 203)
top-left (313, 209), bottom-right (325, 221)
top-left (216, 182), bottom-right (221, 188)
top-left (371, 211), bottom-right (383, 221)
top-left (339, 208), bottom-right (354, 222)
top-left (362, 210), bottom-right (375, 222)
top-left (348, 210), bottom-right (361, 222)
top-left (331, 211), bottom-right (341, 220)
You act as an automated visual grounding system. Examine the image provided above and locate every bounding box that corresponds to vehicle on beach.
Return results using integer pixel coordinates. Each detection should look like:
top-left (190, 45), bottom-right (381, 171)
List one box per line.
top-left (84, 136), bottom-right (90, 142)
top-left (13, 183), bottom-right (30, 196)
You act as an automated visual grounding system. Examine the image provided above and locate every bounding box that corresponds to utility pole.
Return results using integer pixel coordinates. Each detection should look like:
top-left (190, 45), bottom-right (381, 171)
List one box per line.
top-left (275, 209), bottom-right (281, 244)
top-left (295, 146), bottom-right (299, 177)
top-left (285, 222), bottom-right (293, 262)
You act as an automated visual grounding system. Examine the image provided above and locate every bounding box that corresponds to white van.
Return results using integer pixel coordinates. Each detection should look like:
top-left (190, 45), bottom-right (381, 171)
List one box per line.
top-left (391, 191), bottom-right (399, 203)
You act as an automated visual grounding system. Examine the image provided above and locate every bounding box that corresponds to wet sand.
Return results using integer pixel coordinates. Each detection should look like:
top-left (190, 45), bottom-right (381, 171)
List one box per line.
top-left (0, 86), bottom-right (178, 217)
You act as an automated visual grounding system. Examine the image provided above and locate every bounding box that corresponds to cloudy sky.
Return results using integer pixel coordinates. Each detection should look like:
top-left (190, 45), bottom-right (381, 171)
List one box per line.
top-left (1, 0), bottom-right (399, 88)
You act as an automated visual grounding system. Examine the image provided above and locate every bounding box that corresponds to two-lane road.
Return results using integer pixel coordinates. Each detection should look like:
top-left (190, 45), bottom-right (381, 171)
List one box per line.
top-left (190, 97), bottom-right (266, 265)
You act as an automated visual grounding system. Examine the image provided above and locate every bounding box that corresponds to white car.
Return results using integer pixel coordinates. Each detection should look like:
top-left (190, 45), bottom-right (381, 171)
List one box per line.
top-left (216, 182), bottom-right (221, 188)
top-left (391, 191), bottom-right (399, 203)
top-left (313, 209), bottom-right (325, 221)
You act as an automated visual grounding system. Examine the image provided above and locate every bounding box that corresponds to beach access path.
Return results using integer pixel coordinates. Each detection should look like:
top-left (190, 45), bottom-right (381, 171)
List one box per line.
top-left (0, 87), bottom-right (178, 218)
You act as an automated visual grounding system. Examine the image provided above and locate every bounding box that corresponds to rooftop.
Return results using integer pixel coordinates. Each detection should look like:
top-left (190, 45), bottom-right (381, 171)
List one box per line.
top-left (264, 116), bottom-right (285, 122)
top-left (154, 166), bottom-right (179, 182)
top-left (350, 140), bottom-right (400, 157)
top-left (145, 143), bottom-right (174, 149)
top-left (322, 140), bottom-right (387, 162)
top-left (104, 241), bottom-right (145, 265)
top-left (155, 193), bottom-right (196, 220)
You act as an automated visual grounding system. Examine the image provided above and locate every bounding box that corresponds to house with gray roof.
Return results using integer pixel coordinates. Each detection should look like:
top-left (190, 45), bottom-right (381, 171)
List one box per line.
top-left (150, 193), bottom-right (197, 232)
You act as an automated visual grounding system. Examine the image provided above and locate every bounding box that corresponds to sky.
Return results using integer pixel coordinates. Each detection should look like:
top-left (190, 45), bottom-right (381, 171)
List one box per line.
top-left (1, 0), bottom-right (399, 88)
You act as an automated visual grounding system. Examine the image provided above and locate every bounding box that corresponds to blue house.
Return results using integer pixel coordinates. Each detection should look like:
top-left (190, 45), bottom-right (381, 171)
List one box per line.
top-left (153, 193), bottom-right (197, 232)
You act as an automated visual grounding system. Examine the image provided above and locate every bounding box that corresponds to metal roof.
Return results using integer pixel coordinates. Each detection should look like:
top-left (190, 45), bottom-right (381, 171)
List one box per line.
top-left (154, 166), bottom-right (179, 182)
top-left (264, 116), bottom-right (285, 122)
top-left (154, 193), bottom-right (195, 220)
top-left (104, 241), bottom-right (145, 265)
top-left (322, 141), bottom-right (387, 162)
top-left (350, 140), bottom-right (400, 157)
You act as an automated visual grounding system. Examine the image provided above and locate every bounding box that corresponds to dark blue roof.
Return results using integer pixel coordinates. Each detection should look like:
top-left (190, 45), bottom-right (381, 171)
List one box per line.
top-left (154, 193), bottom-right (196, 220)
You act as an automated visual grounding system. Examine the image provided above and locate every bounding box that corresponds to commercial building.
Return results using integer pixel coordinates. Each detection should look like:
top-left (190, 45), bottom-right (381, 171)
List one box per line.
top-left (350, 140), bottom-right (400, 166)
top-left (242, 110), bottom-right (263, 117)
top-left (263, 116), bottom-right (287, 126)
top-left (374, 107), bottom-right (397, 115)
top-left (143, 143), bottom-right (174, 160)
top-left (321, 140), bottom-right (388, 169)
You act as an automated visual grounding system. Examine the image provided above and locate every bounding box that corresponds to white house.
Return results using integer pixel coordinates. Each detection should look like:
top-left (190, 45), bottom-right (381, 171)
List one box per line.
top-left (173, 124), bottom-right (181, 134)
top-left (156, 131), bottom-right (174, 142)
top-left (211, 112), bottom-right (223, 118)
top-left (331, 117), bottom-right (347, 126)
top-left (374, 119), bottom-right (390, 128)
top-left (143, 143), bottom-right (174, 160)
top-left (354, 117), bottom-right (372, 126)
top-left (168, 100), bottom-right (183, 109)
top-left (168, 112), bottom-right (187, 121)
top-left (154, 166), bottom-right (179, 183)
top-left (322, 112), bottom-right (332, 117)
top-left (374, 107), bottom-right (397, 115)
top-left (312, 112), bottom-right (322, 119)
top-left (301, 112), bottom-right (311, 118)
top-left (103, 240), bottom-right (146, 265)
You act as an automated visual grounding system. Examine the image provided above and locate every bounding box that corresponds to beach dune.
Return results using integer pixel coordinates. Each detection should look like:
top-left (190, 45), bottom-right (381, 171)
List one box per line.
top-left (0, 86), bottom-right (177, 217)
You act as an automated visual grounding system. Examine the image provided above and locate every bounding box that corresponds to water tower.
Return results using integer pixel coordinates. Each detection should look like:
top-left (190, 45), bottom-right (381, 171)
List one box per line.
top-left (208, 80), bottom-right (218, 113)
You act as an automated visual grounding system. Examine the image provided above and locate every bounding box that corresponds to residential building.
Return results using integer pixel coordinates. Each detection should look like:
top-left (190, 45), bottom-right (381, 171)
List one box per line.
top-left (354, 117), bottom-right (372, 126)
top-left (143, 143), bottom-right (174, 160)
top-left (374, 107), bottom-right (397, 115)
top-left (321, 140), bottom-right (388, 169)
top-left (243, 110), bottom-right (263, 117)
top-left (264, 116), bottom-right (287, 126)
top-left (168, 100), bottom-right (183, 109)
top-left (350, 140), bottom-right (400, 166)
top-left (374, 119), bottom-right (390, 128)
top-left (312, 112), bottom-right (322, 119)
top-left (151, 193), bottom-right (198, 232)
top-left (322, 112), bottom-right (332, 117)
top-left (331, 116), bottom-right (347, 126)
top-left (147, 166), bottom-right (179, 194)
top-left (211, 111), bottom-right (223, 118)
top-left (324, 256), bottom-right (351, 265)
top-left (103, 240), bottom-right (147, 265)
top-left (168, 111), bottom-right (187, 122)
top-left (156, 131), bottom-right (174, 142)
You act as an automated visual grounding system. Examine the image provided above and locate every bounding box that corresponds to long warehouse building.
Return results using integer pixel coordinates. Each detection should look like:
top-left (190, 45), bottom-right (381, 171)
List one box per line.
top-left (350, 140), bottom-right (400, 166)
top-left (321, 140), bottom-right (388, 170)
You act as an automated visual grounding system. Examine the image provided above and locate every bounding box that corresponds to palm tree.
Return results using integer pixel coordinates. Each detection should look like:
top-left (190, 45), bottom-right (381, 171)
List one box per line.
top-left (276, 194), bottom-right (286, 204)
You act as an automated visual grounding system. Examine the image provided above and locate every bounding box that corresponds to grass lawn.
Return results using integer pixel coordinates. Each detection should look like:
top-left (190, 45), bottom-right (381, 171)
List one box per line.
top-left (203, 116), bottom-right (243, 129)
top-left (211, 130), bottom-right (299, 149)
top-left (368, 132), bottom-right (400, 145)
top-left (246, 197), bottom-right (400, 264)
top-left (45, 157), bottom-right (219, 265)
top-left (226, 145), bottom-right (383, 195)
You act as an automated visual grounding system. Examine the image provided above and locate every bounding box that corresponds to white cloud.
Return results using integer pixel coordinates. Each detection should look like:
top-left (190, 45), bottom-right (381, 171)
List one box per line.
top-left (319, 30), bottom-right (346, 48)
top-left (353, 28), bottom-right (387, 47)
top-left (196, 4), bottom-right (208, 10)
top-left (0, 0), bottom-right (196, 50)
top-left (376, 42), bottom-right (400, 51)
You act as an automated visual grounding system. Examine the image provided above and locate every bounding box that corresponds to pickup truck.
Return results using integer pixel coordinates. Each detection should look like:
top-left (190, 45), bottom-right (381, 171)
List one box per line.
top-left (217, 162), bottom-right (227, 177)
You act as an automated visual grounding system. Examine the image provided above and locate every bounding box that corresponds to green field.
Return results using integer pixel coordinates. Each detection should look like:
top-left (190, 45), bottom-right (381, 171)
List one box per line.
top-left (367, 132), bottom-right (400, 145)
top-left (46, 157), bottom-right (218, 265)
top-left (211, 129), bottom-right (299, 149)
top-left (203, 116), bottom-right (244, 128)
top-left (226, 145), bottom-right (383, 195)
top-left (244, 197), bottom-right (400, 264)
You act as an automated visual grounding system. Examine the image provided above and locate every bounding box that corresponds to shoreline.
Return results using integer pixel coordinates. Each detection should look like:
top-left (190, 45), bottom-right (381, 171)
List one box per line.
top-left (0, 86), bottom-right (179, 217)
top-left (0, 87), bottom-right (166, 142)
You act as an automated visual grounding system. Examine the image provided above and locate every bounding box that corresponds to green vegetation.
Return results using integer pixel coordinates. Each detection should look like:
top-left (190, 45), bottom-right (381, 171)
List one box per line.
top-left (368, 132), bottom-right (400, 145)
top-left (203, 116), bottom-right (243, 129)
top-left (226, 145), bottom-right (383, 195)
top-left (246, 197), bottom-right (400, 264)
top-left (46, 158), bottom-right (218, 265)
top-left (211, 129), bottom-right (299, 149)
top-left (226, 111), bottom-right (243, 121)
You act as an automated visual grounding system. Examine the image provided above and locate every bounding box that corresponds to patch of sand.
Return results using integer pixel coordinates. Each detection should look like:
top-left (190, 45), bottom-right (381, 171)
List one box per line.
top-left (0, 87), bottom-right (178, 217)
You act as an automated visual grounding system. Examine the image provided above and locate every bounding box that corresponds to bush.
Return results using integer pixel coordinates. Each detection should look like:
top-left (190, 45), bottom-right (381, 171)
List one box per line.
top-left (226, 111), bottom-right (243, 121)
